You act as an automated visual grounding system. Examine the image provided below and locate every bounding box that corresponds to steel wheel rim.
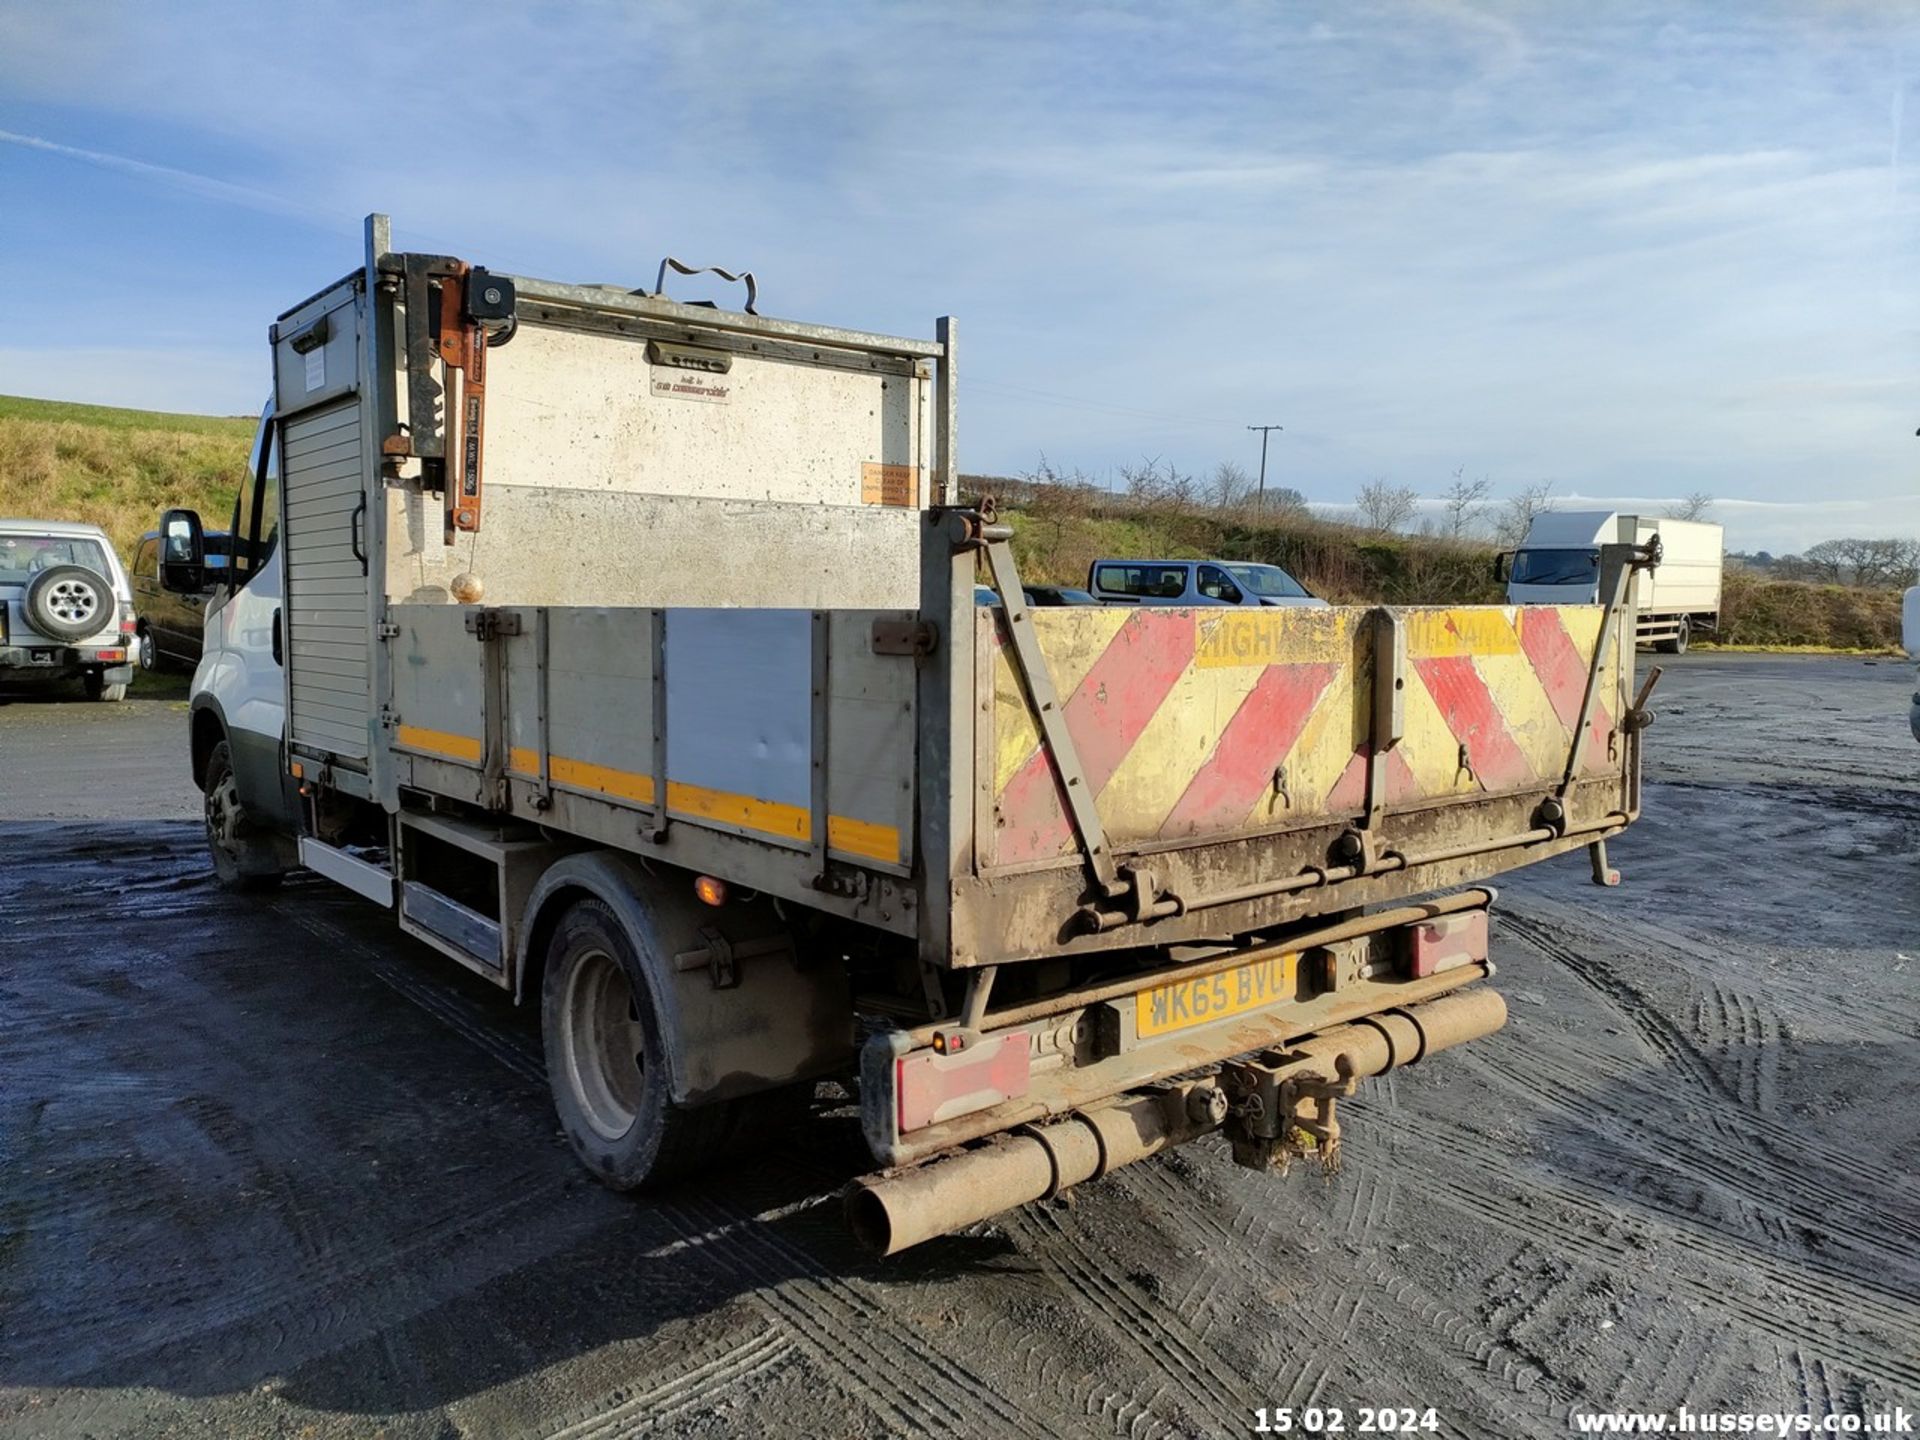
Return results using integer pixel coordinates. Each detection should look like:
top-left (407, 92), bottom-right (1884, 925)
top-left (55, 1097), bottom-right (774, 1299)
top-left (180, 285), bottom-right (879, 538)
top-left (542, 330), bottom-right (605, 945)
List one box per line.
top-left (562, 947), bottom-right (646, 1141)
top-left (204, 770), bottom-right (242, 862)
top-left (47, 580), bottom-right (98, 626)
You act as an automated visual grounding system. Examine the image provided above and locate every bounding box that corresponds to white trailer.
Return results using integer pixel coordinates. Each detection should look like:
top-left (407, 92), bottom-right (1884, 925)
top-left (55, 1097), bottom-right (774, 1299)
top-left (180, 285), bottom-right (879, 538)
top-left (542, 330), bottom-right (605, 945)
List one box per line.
top-left (1502, 511), bottom-right (1722, 653)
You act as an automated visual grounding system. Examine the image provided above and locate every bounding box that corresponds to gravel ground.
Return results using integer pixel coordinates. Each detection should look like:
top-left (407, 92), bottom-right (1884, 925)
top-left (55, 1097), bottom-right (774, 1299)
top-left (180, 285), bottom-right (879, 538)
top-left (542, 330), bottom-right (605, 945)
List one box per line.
top-left (1, 652), bottom-right (1916, 1438)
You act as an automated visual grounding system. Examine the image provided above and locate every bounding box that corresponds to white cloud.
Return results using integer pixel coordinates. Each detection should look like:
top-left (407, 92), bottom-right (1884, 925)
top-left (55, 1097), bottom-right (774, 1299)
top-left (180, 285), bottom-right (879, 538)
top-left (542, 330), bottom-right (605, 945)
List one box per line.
top-left (1, 2), bottom-right (1916, 552)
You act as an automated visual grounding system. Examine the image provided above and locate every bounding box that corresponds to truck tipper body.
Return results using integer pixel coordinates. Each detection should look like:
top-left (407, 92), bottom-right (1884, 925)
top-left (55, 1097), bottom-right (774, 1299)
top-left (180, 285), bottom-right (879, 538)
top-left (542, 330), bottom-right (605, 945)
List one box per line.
top-left (1504, 511), bottom-right (1720, 653)
top-left (165, 217), bottom-right (1659, 1252)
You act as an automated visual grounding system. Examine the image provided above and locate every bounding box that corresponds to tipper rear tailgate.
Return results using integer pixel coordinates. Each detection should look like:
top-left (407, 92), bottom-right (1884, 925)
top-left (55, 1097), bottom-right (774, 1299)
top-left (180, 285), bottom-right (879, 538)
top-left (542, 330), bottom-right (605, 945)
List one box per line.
top-left (956, 601), bottom-right (1635, 964)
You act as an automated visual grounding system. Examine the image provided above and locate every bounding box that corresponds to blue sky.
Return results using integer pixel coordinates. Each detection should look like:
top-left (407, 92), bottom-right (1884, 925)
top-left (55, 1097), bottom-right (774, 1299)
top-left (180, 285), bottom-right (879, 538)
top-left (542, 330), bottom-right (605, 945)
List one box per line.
top-left (2, 1), bottom-right (1917, 553)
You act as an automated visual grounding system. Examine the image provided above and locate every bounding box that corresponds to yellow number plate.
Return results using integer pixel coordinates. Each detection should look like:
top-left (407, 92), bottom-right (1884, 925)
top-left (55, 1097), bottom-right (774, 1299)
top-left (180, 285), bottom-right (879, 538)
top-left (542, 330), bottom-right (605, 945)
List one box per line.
top-left (1135, 953), bottom-right (1298, 1039)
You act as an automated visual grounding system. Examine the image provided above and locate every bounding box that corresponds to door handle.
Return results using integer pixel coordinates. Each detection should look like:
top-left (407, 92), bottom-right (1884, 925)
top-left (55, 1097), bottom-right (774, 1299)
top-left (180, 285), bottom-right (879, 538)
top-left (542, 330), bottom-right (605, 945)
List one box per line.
top-left (272, 607), bottom-right (283, 666)
top-left (350, 495), bottom-right (368, 576)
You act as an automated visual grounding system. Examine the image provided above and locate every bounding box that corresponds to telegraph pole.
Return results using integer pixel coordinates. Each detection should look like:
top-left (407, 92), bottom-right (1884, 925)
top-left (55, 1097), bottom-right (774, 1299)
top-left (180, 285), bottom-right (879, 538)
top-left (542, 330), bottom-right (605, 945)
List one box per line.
top-left (1247, 424), bottom-right (1282, 509)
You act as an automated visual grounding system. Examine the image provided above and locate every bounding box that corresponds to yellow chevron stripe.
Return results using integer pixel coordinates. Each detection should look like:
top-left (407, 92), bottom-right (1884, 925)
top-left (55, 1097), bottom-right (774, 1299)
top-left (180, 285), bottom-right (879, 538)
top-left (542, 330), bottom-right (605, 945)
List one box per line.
top-left (1392, 660), bottom-right (1483, 799)
top-left (1097, 650), bottom-right (1267, 842)
top-left (1260, 647), bottom-right (1364, 823)
top-left (990, 606), bottom-right (1130, 793)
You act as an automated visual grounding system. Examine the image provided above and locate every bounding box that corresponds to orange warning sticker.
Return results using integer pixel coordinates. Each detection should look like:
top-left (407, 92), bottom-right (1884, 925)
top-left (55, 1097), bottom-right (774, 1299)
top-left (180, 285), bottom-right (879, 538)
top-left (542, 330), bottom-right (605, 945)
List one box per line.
top-left (861, 462), bottom-right (919, 508)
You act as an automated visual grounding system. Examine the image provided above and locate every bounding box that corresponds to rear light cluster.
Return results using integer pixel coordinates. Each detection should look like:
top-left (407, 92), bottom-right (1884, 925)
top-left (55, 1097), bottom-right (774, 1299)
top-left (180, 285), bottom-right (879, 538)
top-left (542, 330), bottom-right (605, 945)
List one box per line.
top-left (1406, 910), bottom-right (1489, 978)
top-left (897, 1032), bottom-right (1031, 1133)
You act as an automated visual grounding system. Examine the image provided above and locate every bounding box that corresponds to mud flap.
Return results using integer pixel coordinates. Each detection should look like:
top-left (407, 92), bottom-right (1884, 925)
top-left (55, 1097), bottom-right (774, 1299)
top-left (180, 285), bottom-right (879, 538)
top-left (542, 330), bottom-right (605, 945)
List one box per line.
top-left (516, 850), bottom-right (853, 1104)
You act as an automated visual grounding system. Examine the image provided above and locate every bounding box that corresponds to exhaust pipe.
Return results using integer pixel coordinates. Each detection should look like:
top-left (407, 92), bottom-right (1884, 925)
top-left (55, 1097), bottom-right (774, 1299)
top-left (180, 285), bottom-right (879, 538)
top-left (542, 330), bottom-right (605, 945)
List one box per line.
top-left (847, 986), bottom-right (1507, 1255)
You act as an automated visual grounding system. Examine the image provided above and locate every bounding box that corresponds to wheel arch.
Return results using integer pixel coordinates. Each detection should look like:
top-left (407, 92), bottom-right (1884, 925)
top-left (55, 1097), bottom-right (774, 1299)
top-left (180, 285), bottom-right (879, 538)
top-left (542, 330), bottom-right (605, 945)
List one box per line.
top-left (189, 697), bottom-right (228, 791)
top-left (516, 850), bottom-right (853, 1106)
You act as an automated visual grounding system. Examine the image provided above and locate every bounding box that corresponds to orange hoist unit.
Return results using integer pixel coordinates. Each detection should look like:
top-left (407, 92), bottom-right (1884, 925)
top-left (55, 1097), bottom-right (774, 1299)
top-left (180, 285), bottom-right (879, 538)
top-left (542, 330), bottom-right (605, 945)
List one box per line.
top-left (383, 258), bottom-right (516, 543)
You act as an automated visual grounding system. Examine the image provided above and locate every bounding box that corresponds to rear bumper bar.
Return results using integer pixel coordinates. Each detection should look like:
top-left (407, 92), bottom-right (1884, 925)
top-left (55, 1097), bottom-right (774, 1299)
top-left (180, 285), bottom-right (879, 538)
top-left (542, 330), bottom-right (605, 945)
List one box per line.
top-left (862, 890), bottom-right (1497, 1169)
top-left (849, 983), bottom-right (1508, 1254)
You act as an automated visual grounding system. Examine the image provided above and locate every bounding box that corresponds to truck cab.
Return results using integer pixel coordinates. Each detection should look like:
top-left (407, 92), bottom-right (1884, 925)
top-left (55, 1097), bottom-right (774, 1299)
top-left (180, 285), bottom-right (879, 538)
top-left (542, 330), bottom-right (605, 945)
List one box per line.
top-left (1501, 510), bottom-right (1722, 654)
top-left (160, 401), bottom-right (301, 886)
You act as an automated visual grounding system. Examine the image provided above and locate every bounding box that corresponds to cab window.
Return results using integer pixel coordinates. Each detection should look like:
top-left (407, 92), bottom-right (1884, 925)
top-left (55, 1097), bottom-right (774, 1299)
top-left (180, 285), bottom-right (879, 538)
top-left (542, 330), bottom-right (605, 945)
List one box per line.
top-left (1197, 565), bottom-right (1243, 603)
top-left (229, 424), bottom-right (281, 587)
top-left (1096, 564), bottom-right (1190, 600)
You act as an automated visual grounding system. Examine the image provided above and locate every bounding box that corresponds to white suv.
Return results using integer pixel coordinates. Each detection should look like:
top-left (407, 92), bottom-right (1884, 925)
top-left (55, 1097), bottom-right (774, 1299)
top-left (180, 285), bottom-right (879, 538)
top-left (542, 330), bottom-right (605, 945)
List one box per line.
top-left (0, 520), bottom-right (137, 701)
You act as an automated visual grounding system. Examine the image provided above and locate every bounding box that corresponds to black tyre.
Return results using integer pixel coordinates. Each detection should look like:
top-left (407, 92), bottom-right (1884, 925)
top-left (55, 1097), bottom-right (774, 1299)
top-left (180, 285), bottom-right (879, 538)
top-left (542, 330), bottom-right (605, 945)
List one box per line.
top-left (1654, 618), bottom-right (1691, 655)
top-left (25, 565), bottom-right (112, 643)
top-left (83, 672), bottom-right (126, 703)
top-left (137, 627), bottom-right (156, 671)
top-left (203, 739), bottom-right (285, 891)
top-left (541, 897), bottom-right (755, 1189)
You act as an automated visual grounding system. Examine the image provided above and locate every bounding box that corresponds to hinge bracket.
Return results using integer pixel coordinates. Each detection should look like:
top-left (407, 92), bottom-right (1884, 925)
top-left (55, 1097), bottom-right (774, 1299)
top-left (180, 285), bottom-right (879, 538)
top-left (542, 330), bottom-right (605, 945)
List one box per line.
top-left (464, 608), bottom-right (522, 641)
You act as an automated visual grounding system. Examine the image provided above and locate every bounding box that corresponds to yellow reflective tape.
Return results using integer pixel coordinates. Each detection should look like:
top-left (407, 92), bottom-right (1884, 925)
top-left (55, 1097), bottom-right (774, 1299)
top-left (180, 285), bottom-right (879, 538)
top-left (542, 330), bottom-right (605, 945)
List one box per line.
top-left (505, 749), bottom-right (900, 861)
top-left (395, 724), bottom-right (482, 764)
top-left (828, 815), bottom-right (901, 865)
top-left (1404, 607), bottom-right (1521, 659)
top-left (665, 779), bottom-right (808, 841)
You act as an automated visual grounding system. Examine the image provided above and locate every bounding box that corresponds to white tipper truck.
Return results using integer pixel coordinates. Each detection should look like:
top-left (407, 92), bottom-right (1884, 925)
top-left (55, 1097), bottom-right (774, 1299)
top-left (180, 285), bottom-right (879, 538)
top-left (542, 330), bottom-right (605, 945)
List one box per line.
top-left (157, 216), bottom-right (1661, 1253)
top-left (1501, 512), bottom-right (1722, 653)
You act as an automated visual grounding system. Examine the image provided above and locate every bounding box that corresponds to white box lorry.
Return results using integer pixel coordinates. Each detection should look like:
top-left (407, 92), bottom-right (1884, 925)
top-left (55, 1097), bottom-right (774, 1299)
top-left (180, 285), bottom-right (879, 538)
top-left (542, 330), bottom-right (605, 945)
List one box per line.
top-left (158, 217), bottom-right (1661, 1252)
top-left (1501, 511), bottom-right (1722, 653)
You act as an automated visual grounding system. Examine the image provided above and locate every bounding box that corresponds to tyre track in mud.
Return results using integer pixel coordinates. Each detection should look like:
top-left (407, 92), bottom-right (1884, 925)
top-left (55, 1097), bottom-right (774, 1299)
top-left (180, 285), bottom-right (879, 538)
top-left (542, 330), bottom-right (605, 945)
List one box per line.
top-left (534, 1327), bottom-right (797, 1440)
top-left (997, 1199), bottom-right (1262, 1440)
top-left (1352, 1098), bottom-right (1920, 1396)
top-left (1116, 1154), bottom-right (1579, 1436)
top-left (296, 906), bottom-right (1081, 1440)
top-left (655, 1192), bottom-right (1080, 1440)
top-left (1499, 908), bottom-right (1920, 1201)
top-left (1497, 913), bottom-right (1920, 1259)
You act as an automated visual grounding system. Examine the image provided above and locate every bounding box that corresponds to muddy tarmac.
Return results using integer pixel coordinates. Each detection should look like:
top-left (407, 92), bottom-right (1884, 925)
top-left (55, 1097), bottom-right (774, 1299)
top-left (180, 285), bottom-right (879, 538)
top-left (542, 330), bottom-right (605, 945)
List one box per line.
top-left (2, 652), bottom-right (1916, 1438)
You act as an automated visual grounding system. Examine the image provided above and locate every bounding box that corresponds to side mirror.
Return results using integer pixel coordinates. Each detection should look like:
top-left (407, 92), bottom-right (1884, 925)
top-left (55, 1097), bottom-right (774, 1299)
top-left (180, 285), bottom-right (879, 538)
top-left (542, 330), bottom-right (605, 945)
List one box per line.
top-left (1492, 551), bottom-right (1514, 584)
top-left (158, 509), bottom-right (207, 594)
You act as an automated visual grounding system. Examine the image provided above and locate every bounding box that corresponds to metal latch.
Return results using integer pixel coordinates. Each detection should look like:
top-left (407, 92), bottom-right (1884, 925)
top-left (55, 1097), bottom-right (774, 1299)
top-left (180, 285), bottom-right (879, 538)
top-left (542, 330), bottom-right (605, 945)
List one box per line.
top-left (871, 619), bottom-right (938, 657)
top-left (464, 608), bottom-right (522, 641)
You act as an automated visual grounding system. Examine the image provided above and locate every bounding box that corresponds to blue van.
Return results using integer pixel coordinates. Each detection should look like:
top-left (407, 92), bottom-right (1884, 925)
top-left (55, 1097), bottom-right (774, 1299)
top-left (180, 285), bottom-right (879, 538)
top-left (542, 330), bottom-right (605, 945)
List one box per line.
top-left (1087, 559), bottom-right (1325, 608)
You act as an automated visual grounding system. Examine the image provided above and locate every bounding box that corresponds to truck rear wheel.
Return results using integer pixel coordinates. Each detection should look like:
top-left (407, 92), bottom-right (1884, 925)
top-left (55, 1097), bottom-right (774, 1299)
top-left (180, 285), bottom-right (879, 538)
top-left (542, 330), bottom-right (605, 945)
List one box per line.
top-left (541, 896), bottom-right (753, 1188)
top-left (1654, 617), bottom-right (1691, 655)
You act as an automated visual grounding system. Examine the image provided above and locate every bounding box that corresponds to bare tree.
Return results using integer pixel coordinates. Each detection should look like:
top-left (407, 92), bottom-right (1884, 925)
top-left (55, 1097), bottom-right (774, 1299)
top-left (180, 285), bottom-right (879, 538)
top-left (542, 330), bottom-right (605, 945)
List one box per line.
top-left (1494, 481), bottom-right (1556, 548)
top-left (1265, 485), bottom-right (1309, 515)
top-left (1799, 539), bottom-right (1848, 584)
top-left (1210, 460), bottom-right (1254, 510)
top-left (1666, 491), bottom-right (1715, 521)
top-left (1020, 454), bottom-right (1097, 575)
top-left (1441, 467), bottom-right (1492, 539)
top-left (1355, 478), bottom-right (1419, 533)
